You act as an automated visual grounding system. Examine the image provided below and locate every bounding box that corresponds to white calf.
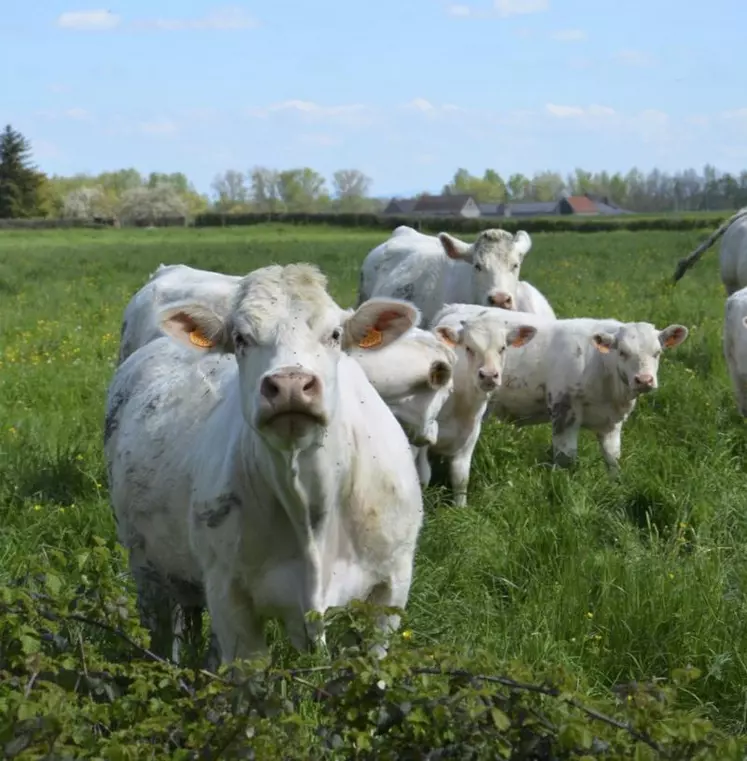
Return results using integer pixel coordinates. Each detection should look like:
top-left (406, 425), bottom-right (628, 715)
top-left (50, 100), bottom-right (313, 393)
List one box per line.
top-left (418, 304), bottom-right (537, 506)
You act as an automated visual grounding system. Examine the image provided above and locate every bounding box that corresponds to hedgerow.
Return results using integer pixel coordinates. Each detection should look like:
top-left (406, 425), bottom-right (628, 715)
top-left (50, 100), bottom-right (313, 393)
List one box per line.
top-left (1, 537), bottom-right (745, 760)
top-left (0, 210), bottom-right (732, 233)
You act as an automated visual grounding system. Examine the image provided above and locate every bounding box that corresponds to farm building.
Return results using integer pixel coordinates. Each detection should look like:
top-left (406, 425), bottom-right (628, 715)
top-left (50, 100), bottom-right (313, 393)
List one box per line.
top-left (383, 192), bottom-right (633, 218)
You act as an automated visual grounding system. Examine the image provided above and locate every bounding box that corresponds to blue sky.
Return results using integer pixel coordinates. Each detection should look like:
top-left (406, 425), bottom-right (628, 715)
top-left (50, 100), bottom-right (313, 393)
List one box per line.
top-left (3, 0), bottom-right (747, 198)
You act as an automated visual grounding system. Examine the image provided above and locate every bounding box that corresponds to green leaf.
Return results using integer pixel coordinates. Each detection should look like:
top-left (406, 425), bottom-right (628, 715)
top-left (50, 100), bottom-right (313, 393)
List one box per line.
top-left (490, 707), bottom-right (511, 731)
top-left (45, 572), bottom-right (62, 596)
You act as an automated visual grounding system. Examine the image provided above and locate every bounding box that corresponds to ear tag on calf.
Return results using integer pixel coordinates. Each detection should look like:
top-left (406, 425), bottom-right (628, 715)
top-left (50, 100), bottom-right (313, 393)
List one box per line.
top-left (189, 329), bottom-right (215, 348)
top-left (359, 327), bottom-right (383, 349)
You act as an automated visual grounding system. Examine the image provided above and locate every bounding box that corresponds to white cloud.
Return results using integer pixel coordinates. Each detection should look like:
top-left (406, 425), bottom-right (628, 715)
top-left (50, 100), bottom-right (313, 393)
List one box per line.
top-left (405, 98), bottom-right (436, 113)
top-left (48, 83), bottom-right (72, 94)
top-left (494, 0), bottom-right (549, 17)
top-left (298, 133), bottom-right (341, 147)
top-left (447, 4), bottom-right (472, 16)
top-left (402, 98), bottom-right (464, 118)
top-left (56, 10), bottom-right (121, 31)
top-left (138, 120), bottom-right (178, 135)
top-left (545, 103), bottom-right (616, 119)
top-left (613, 49), bottom-right (655, 67)
top-left (722, 108), bottom-right (747, 122)
top-left (247, 100), bottom-right (372, 127)
top-left (137, 6), bottom-right (258, 31)
top-left (551, 28), bottom-right (586, 42)
top-left (64, 108), bottom-right (90, 121)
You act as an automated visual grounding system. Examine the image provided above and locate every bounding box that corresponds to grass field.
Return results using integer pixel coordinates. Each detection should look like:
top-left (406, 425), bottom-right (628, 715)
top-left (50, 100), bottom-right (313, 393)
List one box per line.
top-left (1, 224), bottom-right (747, 737)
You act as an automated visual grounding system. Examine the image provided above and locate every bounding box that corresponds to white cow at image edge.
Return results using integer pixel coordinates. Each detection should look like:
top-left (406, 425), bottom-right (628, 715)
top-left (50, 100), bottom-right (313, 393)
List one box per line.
top-left (448, 305), bottom-right (689, 470)
top-left (720, 214), bottom-right (747, 295)
top-left (104, 263), bottom-right (424, 666)
top-left (117, 263), bottom-right (457, 448)
top-left (723, 286), bottom-right (747, 416)
top-left (357, 225), bottom-right (556, 327)
top-left (417, 304), bottom-right (537, 506)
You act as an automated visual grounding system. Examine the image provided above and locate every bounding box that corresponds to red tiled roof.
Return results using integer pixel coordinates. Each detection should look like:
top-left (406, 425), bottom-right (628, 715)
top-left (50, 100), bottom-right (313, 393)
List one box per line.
top-left (566, 195), bottom-right (599, 213)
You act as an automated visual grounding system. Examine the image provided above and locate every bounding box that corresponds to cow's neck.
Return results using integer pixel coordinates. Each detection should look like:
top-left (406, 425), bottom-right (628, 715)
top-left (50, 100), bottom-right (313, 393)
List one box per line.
top-left (594, 354), bottom-right (638, 409)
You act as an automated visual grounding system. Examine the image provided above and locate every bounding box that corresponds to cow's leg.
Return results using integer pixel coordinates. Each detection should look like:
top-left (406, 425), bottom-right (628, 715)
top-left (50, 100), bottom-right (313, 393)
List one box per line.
top-left (448, 425), bottom-right (481, 507)
top-left (204, 572), bottom-right (266, 666)
top-left (172, 604), bottom-right (205, 666)
top-left (365, 559), bottom-right (414, 659)
top-left (597, 423), bottom-right (622, 474)
top-left (549, 393), bottom-right (581, 467)
top-left (131, 564), bottom-right (176, 661)
top-left (414, 446), bottom-right (432, 487)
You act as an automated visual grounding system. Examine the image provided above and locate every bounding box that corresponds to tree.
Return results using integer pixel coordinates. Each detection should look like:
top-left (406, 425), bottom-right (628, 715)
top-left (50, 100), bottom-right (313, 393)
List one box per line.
top-left (211, 170), bottom-right (248, 212)
top-left (276, 168), bottom-right (328, 212)
top-left (249, 166), bottom-right (281, 212)
top-left (0, 125), bottom-right (46, 218)
top-left (62, 186), bottom-right (113, 219)
top-left (332, 169), bottom-right (372, 211)
top-left (118, 184), bottom-right (188, 224)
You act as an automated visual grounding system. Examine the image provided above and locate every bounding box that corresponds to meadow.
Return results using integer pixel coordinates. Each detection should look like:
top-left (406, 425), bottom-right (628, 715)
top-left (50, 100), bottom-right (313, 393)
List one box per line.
top-left (1, 224), bottom-right (747, 754)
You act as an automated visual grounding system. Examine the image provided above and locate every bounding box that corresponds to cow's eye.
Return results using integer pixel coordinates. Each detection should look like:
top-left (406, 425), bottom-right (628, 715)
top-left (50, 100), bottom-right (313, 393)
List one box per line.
top-left (474, 263), bottom-right (482, 272)
top-left (465, 346), bottom-right (475, 357)
top-left (653, 350), bottom-right (661, 359)
top-left (331, 327), bottom-right (343, 342)
top-left (619, 350), bottom-right (628, 360)
top-left (233, 331), bottom-right (251, 351)
top-left (512, 264), bottom-right (519, 271)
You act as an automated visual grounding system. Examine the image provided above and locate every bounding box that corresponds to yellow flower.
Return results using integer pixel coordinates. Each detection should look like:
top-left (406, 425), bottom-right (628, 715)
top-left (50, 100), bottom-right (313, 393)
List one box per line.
top-left (402, 630), bottom-right (413, 640)
top-left (586, 612), bottom-right (594, 619)
top-left (668, 573), bottom-right (675, 580)
top-left (33, 505), bottom-right (42, 511)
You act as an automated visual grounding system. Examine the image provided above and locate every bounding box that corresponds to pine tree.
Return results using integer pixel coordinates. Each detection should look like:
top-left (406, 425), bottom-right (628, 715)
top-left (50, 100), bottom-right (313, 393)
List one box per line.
top-left (0, 125), bottom-right (45, 218)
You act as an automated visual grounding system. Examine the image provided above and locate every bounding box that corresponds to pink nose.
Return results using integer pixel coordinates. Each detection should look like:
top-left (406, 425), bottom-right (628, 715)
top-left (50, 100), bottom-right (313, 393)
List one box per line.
top-left (634, 373), bottom-right (654, 388)
top-left (478, 368), bottom-right (500, 387)
top-left (260, 370), bottom-right (321, 407)
top-left (488, 292), bottom-right (513, 309)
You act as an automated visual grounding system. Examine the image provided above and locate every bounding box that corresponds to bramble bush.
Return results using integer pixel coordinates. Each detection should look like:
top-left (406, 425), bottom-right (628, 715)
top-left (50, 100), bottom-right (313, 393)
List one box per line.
top-left (1, 536), bottom-right (745, 760)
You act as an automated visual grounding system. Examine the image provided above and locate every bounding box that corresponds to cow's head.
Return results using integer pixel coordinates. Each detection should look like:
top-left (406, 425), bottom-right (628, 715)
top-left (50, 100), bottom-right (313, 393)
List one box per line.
top-left (350, 327), bottom-right (456, 447)
top-left (435, 311), bottom-right (537, 395)
top-left (158, 263), bottom-right (419, 451)
top-left (438, 228), bottom-right (532, 311)
top-left (591, 322), bottom-right (688, 394)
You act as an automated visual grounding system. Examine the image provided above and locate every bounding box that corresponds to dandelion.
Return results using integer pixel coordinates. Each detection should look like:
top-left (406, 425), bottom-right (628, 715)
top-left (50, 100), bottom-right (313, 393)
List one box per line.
top-left (33, 505), bottom-right (42, 511)
top-left (586, 611), bottom-right (594, 619)
top-left (668, 573), bottom-right (675, 580)
top-left (402, 630), bottom-right (413, 640)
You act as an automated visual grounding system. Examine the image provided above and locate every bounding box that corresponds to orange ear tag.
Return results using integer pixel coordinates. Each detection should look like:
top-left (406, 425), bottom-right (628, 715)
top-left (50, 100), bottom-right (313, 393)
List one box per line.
top-left (189, 329), bottom-right (215, 348)
top-left (359, 327), bottom-right (383, 349)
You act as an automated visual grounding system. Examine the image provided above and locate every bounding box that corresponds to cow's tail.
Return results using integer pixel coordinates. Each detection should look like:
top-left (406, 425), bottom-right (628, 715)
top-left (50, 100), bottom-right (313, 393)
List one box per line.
top-left (673, 206), bottom-right (747, 284)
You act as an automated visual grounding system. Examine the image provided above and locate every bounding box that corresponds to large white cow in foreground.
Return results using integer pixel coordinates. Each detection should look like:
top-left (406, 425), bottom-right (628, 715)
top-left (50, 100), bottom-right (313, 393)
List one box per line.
top-left (723, 287), bottom-right (747, 416)
top-left (117, 263), bottom-right (456, 448)
top-left (417, 305), bottom-right (537, 506)
top-left (105, 263), bottom-right (424, 665)
top-left (445, 305), bottom-right (689, 470)
top-left (358, 225), bottom-right (556, 327)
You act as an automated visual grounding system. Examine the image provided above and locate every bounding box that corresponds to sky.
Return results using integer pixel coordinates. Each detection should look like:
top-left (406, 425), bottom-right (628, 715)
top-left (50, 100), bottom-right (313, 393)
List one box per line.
top-left (2, 0), bottom-right (747, 199)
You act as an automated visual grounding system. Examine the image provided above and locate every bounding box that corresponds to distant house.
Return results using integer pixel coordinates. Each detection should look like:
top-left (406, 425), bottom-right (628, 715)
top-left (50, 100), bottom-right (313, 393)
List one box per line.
top-left (499, 201), bottom-right (560, 217)
top-left (411, 194), bottom-right (481, 218)
top-left (381, 191), bottom-right (632, 218)
top-left (382, 197), bottom-right (418, 215)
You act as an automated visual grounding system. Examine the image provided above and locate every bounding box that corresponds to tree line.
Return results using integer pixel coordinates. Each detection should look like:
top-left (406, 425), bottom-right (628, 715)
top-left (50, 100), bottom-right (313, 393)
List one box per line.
top-left (2, 123), bottom-right (747, 221)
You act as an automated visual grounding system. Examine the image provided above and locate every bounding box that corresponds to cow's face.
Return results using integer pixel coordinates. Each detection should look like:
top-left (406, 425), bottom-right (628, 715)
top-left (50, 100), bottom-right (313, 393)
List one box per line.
top-left (592, 322), bottom-right (688, 394)
top-left (438, 229), bottom-right (532, 311)
top-left (158, 263), bottom-right (419, 451)
top-left (435, 313), bottom-right (537, 395)
top-left (351, 328), bottom-right (456, 446)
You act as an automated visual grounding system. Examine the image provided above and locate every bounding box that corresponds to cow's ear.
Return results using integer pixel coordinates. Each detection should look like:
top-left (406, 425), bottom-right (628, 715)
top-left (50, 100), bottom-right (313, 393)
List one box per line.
top-left (507, 324), bottom-right (537, 348)
top-left (158, 303), bottom-right (232, 353)
top-left (438, 232), bottom-right (473, 261)
top-left (513, 230), bottom-right (532, 258)
top-left (591, 331), bottom-right (615, 354)
top-left (343, 298), bottom-right (420, 351)
top-left (659, 324), bottom-right (689, 349)
top-left (434, 325), bottom-right (462, 348)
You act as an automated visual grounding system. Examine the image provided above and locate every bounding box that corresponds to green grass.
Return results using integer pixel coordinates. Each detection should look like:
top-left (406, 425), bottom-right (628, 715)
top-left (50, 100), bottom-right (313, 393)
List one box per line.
top-left (1, 224), bottom-right (746, 733)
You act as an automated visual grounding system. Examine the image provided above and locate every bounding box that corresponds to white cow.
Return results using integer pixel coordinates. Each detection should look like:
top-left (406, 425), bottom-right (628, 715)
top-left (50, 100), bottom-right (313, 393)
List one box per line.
top-left (449, 305), bottom-right (689, 470)
top-left (118, 263), bottom-right (241, 364)
top-left (117, 263), bottom-right (456, 448)
top-left (720, 213), bottom-right (747, 295)
top-left (415, 305), bottom-right (537, 506)
top-left (723, 286), bottom-right (747, 415)
top-left (104, 263), bottom-right (424, 665)
top-left (358, 225), bottom-right (556, 327)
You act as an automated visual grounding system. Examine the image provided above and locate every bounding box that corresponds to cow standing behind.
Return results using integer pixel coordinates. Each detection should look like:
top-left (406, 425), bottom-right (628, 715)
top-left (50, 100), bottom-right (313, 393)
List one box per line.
top-left (117, 263), bottom-right (456, 449)
top-left (357, 225), bottom-right (556, 327)
top-left (416, 305), bottom-right (537, 506)
top-left (724, 287), bottom-right (747, 415)
top-left (105, 263), bottom-right (424, 665)
top-left (444, 305), bottom-right (689, 470)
